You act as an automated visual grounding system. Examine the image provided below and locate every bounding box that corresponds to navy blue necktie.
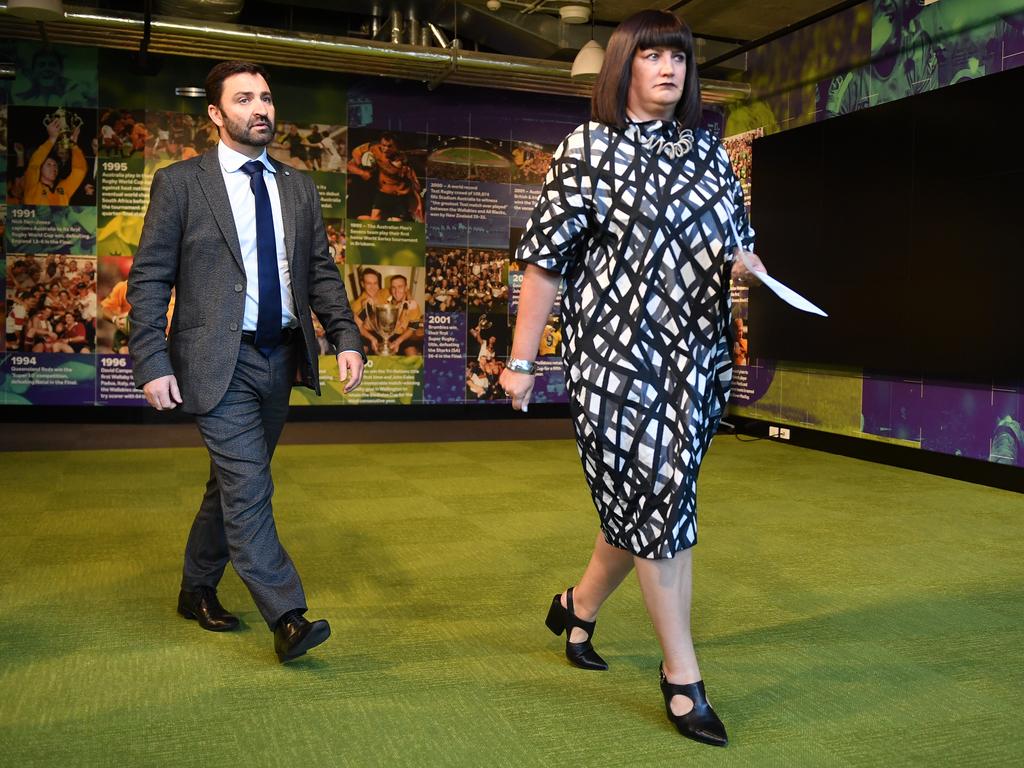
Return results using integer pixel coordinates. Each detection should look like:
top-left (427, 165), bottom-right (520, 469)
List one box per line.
top-left (241, 159), bottom-right (281, 356)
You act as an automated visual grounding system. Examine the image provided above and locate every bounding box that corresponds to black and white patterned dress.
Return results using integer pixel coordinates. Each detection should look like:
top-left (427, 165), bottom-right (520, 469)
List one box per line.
top-left (516, 119), bottom-right (754, 559)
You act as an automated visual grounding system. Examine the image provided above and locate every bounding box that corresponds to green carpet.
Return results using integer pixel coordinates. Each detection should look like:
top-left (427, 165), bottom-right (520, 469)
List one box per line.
top-left (0, 436), bottom-right (1020, 766)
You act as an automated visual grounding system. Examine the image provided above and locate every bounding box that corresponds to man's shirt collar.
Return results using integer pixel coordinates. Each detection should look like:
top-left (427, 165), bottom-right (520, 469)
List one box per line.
top-left (217, 140), bottom-right (275, 174)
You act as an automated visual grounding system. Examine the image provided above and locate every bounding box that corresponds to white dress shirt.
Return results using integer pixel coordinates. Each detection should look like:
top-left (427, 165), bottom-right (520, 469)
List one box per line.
top-left (217, 141), bottom-right (297, 331)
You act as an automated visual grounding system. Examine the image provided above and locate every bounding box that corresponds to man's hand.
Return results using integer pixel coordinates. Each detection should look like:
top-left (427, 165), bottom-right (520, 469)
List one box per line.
top-left (143, 374), bottom-right (182, 410)
top-left (46, 118), bottom-right (62, 142)
top-left (338, 351), bottom-right (364, 393)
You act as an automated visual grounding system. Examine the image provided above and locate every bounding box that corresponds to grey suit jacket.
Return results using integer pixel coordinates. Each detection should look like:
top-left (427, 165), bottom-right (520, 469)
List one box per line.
top-left (127, 149), bottom-right (362, 414)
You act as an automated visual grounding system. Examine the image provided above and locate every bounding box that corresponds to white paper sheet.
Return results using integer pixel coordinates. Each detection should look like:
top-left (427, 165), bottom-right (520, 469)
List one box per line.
top-left (728, 219), bottom-right (828, 317)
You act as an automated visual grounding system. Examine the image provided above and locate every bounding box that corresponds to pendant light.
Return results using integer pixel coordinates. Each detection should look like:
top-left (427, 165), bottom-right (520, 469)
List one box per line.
top-left (571, 1), bottom-right (604, 78)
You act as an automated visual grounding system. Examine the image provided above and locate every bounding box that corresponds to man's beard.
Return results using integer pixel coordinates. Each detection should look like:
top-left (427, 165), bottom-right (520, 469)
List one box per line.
top-left (223, 114), bottom-right (273, 147)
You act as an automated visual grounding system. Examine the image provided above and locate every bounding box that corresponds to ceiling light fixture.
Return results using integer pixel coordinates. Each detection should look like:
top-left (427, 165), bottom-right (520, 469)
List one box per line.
top-left (560, 4), bottom-right (590, 24)
top-left (570, 1), bottom-right (604, 79)
top-left (6, 0), bottom-right (65, 20)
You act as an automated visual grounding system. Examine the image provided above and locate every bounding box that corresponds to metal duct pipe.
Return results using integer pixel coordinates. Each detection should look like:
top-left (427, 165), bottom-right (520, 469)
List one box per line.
top-left (155, 0), bottom-right (243, 22)
top-left (407, 17), bottom-right (420, 47)
top-left (427, 21), bottom-right (450, 49)
top-left (389, 9), bottom-right (402, 45)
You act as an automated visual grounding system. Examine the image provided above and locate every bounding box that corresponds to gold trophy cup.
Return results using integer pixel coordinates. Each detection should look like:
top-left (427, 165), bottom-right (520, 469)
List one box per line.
top-left (373, 302), bottom-right (400, 356)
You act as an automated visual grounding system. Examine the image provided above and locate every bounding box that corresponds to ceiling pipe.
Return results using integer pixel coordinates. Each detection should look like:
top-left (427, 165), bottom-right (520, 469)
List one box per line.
top-left (388, 8), bottom-right (401, 45)
top-left (155, 0), bottom-right (242, 22)
top-left (428, 21), bottom-right (451, 49)
top-left (0, 3), bottom-right (750, 101)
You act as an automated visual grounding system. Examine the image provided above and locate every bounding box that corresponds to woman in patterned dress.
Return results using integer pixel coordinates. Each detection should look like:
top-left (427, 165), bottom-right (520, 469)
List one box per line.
top-left (500, 10), bottom-right (765, 746)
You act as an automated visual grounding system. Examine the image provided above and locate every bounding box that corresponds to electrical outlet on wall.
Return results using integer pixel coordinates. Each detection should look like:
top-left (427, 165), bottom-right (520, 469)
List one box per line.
top-left (779, 427), bottom-right (791, 440)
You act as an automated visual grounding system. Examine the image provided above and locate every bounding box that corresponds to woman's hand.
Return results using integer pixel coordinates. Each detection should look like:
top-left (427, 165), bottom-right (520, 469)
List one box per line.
top-left (500, 368), bottom-right (535, 413)
top-left (731, 249), bottom-right (766, 285)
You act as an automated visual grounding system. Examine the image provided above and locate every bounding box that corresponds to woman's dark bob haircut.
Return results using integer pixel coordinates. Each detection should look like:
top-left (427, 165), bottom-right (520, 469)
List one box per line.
top-left (591, 10), bottom-right (701, 131)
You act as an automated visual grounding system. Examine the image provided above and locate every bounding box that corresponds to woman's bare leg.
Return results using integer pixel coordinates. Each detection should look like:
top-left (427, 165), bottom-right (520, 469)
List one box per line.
top-left (634, 549), bottom-right (700, 715)
top-left (562, 532), bottom-right (634, 642)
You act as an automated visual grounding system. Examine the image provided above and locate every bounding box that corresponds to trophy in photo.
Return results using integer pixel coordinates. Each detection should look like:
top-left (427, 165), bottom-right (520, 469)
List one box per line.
top-left (43, 107), bottom-right (84, 153)
top-left (373, 301), bottom-right (400, 356)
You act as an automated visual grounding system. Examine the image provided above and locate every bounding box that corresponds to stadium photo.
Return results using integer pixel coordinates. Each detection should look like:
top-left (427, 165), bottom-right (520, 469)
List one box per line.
top-left (426, 136), bottom-right (512, 183)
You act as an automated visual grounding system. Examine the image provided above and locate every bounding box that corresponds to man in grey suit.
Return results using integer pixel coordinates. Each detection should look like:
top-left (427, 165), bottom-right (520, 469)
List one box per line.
top-left (128, 61), bottom-right (364, 662)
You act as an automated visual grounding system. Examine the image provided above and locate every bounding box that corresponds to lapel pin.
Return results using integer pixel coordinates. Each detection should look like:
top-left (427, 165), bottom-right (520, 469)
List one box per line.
top-left (284, 171), bottom-right (290, 176)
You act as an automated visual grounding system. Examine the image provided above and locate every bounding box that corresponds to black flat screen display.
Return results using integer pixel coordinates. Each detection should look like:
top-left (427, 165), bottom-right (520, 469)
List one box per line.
top-left (748, 64), bottom-right (1024, 383)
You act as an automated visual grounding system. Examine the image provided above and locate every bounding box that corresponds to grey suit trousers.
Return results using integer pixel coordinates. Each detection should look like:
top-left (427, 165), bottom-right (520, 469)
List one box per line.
top-left (182, 339), bottom-right (306, 629)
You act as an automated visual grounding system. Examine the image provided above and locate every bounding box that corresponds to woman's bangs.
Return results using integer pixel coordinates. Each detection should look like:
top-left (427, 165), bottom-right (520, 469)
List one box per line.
top-left (635, 20), bottom-right (691, 55)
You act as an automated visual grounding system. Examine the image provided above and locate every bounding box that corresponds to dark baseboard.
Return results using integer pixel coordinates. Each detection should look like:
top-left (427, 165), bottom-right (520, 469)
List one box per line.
top-left (731, 419), bottom-right (1022, 494)
top-left (0, 402), bottom-right (572, 425)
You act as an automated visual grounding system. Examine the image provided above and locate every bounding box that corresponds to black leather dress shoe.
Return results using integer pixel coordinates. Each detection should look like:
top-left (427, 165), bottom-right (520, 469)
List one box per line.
top-left (177, 586), bottom-right (239, 632)
top-left (274, 610), bottom-right (331, 662)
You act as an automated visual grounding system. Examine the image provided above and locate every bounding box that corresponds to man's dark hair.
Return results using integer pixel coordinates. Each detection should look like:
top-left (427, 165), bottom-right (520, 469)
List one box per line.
top-left (591, 10), bottom-right (701, 131)
top-left (205, 61), bottom-right (270, 109)
top-left (360, 268), bottom-right (382, 285)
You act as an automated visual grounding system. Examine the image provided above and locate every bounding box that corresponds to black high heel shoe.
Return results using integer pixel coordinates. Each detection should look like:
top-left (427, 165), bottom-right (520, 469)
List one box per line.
top-left (544, 587), bottom-right (608, 671)
top-left (659, 664), bottom-right (728, 747)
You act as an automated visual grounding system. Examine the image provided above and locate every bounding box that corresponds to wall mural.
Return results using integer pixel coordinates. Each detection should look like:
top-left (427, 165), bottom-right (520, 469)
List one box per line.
top-left (0, 42), bottom-right (594, 408)
top-left (2, 2), bottom-right (1022, 469)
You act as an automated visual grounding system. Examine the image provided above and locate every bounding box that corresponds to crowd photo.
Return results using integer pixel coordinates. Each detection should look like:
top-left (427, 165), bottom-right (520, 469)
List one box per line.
top-left (5, 254), bottom-right (96, 353)
top-left (425, 246), bottom-right (466, 313)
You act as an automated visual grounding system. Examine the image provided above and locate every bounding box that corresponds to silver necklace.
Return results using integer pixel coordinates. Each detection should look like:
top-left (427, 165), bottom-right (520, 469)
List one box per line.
top-left (641, 127), bottom-right (694, 158)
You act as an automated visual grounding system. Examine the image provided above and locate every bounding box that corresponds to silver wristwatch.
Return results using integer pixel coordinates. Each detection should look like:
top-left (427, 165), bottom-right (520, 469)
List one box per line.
top-left (506, 358), bottom-right (537, 375)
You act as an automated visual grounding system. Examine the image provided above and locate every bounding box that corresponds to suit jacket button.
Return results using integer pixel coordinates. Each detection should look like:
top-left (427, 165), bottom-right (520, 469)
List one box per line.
top-left (230, 323), bottom-right (238, 332)
top-left (234, 283), bottom-right (243, 292)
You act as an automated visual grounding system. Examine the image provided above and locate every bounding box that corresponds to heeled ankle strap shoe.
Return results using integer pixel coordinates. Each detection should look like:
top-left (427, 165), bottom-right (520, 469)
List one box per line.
top-left (659, 664), bottom-right (728, 747)
top-left (544, 586), bottom-right (608, 671)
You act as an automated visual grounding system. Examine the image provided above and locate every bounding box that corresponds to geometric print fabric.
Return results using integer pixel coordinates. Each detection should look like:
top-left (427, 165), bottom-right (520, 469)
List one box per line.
top-left (516, 119), bottom-right (754, 559)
